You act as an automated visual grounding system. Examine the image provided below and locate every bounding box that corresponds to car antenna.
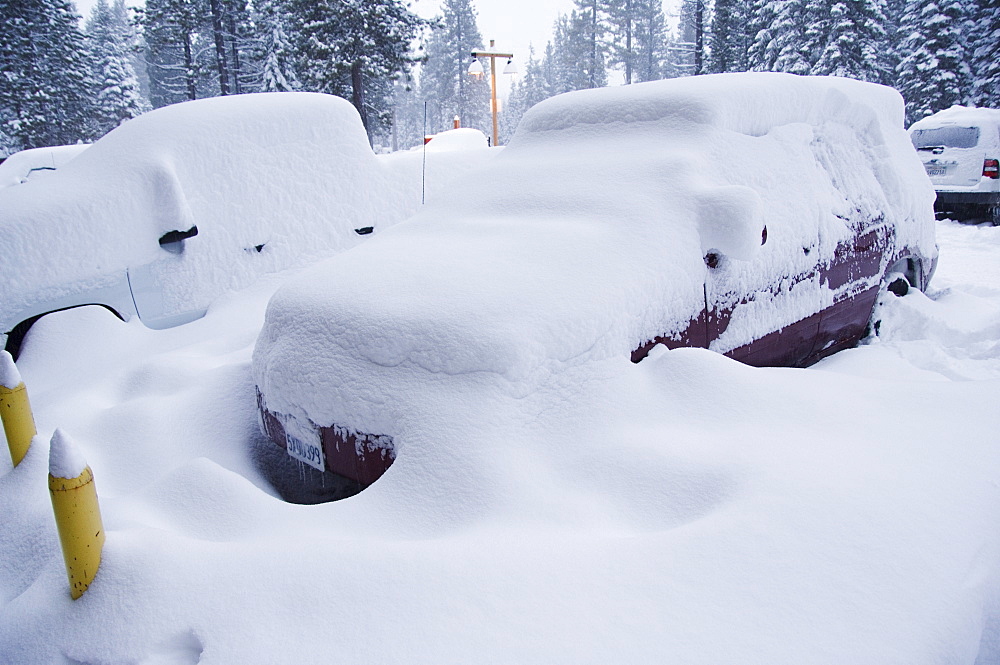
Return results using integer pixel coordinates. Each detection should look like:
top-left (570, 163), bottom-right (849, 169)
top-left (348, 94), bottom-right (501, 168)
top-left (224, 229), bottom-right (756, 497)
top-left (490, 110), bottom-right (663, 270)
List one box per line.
top-left (421, 101), bottom-right (427, 205)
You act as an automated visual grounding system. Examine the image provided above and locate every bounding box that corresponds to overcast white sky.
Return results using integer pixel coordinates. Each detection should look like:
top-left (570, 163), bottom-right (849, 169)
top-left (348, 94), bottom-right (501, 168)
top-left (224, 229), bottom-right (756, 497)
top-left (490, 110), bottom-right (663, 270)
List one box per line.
top-left (73, 0), bottom-right (682, 94)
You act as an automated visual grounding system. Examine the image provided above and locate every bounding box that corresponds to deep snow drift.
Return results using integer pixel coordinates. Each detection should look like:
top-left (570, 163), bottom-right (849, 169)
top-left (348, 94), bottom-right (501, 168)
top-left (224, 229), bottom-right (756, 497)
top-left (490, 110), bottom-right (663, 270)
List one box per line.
top-left (0, 219), bottom-right (998, 664)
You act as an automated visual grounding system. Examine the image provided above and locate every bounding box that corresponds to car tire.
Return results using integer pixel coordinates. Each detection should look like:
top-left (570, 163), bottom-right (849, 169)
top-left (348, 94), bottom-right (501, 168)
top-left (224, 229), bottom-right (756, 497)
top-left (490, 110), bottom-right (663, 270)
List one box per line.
top-left (868, 270), bottom-right (913, 338)
top-left (887, 275), bottom-right (909, 297)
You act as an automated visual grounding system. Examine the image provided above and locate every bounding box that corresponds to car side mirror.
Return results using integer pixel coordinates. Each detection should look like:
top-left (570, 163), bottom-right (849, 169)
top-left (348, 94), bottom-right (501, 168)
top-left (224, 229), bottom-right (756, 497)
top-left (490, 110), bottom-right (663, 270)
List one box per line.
top-left (696, 186), bottom-right (764, 262)
top-left (158, 225), bottom-right (199, 254)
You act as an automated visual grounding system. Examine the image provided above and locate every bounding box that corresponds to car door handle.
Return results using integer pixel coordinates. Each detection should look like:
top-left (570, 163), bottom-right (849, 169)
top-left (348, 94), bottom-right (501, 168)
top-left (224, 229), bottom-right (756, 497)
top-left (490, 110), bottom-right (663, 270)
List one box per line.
top-left (159, 225), bottom-right (199, 246)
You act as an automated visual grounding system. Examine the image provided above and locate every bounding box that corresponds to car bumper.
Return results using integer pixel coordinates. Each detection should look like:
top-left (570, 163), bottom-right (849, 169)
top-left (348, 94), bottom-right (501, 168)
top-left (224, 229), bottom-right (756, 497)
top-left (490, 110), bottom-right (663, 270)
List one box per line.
top-left (255, 388), bottom-right (395, 486)
top-left (934, 191), bottom-right (1000, 205)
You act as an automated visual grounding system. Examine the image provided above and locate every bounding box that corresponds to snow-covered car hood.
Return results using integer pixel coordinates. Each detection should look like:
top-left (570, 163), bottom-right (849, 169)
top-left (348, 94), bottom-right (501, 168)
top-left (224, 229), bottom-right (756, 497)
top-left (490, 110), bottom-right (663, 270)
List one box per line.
top-left (0, 144), bottom-right (91, 189)
top-left (253, 73), bottom-right (937, 432)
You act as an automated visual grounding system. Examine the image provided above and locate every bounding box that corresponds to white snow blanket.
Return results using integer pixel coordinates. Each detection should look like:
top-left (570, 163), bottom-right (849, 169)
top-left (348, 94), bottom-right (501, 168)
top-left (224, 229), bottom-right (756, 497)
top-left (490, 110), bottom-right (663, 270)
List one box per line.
top-left (0, 218), bottom-right (997, 664)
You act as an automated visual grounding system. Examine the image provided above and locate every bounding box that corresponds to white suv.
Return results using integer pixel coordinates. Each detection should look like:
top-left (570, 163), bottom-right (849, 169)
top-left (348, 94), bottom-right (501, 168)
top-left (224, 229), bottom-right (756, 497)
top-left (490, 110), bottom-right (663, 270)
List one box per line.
top-left (910, 106), bottom-right (1000, 224)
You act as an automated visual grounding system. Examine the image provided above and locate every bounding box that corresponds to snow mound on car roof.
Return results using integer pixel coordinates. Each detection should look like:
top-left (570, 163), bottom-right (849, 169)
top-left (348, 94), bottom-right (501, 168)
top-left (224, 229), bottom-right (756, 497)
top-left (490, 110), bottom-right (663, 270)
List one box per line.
top-left (0, 93), bottom-right (421, 323)
top-left (909, 105), bottom-right (1000, 129)
top-left (254, 74), bottom-right (937, 434)
top-left (515, 73), bottom-right (931, 242)
top-left (518, 72), bottom-right (903, 137)
top-left (425, 128), bottom-right (489, 151)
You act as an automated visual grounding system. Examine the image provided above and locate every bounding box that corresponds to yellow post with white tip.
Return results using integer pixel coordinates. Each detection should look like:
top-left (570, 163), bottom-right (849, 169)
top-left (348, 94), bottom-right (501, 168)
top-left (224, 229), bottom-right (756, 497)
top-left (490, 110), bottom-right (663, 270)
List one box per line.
top-left (48, 429), bottom-right (105, 599)
top-left (0, 350), bottom-right (36, 467)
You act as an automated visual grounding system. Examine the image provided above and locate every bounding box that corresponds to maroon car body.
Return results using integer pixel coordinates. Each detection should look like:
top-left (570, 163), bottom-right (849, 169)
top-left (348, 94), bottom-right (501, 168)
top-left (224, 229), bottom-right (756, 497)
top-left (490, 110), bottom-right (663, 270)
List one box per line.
top-left (634, 221), bottom-right (933, 367)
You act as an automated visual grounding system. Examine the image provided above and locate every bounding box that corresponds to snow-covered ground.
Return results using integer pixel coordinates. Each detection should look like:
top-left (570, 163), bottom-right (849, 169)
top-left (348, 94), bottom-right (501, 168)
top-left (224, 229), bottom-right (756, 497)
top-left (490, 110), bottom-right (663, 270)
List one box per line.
top-left (0, 217), bottom-right (997, 663)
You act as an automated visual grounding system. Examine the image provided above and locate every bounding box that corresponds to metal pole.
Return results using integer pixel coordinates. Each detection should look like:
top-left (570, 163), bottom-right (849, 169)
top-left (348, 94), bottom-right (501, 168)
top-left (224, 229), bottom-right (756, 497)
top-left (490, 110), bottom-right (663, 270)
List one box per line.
top-left (421, 101), bottom-right (427, 205)
top-left (470, 41), bottom-right (513, 147)
top-left (490, 50), bottom-right (499, 148)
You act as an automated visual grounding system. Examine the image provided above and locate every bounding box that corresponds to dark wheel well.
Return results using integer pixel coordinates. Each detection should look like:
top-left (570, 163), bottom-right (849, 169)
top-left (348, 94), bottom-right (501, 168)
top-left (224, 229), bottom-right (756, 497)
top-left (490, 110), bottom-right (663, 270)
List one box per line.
top-left (887, 257), bottom-right (922, 291)
top-left (4, 305), bottom-right (125, 361)
top-left (867, 257), bottom-right (922, 338)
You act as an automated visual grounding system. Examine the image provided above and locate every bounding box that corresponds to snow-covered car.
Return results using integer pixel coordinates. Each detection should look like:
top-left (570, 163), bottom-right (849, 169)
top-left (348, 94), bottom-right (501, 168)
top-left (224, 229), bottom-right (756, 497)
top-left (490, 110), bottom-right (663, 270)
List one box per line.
top-left (0, 93), bottom-right (494, 358)
top-left (252, 73), bottom-right (938, 495)
top-left (0, 144), bottom-right (90, 189)
top-left (909, 106), bottom-right (1000, 224)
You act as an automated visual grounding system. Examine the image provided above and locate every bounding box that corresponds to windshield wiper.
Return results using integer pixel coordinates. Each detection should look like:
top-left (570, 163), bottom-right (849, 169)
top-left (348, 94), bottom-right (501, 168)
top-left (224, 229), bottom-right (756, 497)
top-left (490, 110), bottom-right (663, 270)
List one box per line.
top-left (916, 146), bottom-right (945, 154)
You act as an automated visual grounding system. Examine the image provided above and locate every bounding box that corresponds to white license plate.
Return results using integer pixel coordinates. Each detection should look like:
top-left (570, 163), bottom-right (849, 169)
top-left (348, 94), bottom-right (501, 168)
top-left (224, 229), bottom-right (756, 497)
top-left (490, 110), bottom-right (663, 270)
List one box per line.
top-left (925, 166), bottom-right (946, 176)
top-left (286, 429), bottom-right (325, 471)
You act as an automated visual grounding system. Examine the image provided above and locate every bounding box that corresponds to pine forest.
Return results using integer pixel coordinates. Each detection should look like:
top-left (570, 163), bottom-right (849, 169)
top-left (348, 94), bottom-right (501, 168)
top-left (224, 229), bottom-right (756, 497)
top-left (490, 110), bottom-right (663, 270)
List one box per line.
top-left (1, 0), bottom-right (998, 155)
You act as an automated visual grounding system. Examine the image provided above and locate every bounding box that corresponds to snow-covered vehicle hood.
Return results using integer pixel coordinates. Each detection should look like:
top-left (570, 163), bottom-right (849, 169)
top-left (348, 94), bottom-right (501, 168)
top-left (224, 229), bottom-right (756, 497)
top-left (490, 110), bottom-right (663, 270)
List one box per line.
top-left (253, 73), bottom-right (936, 435)
top-left (0, 144), bottom-right (90, 189)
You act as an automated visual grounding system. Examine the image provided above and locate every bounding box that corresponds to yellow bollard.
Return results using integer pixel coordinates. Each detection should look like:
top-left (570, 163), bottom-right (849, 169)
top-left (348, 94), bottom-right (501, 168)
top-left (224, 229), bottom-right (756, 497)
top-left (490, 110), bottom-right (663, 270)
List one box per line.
top-left (0, 350), bottom-right (36, 466)
top-left (48, 429), bottom-right (105, 600)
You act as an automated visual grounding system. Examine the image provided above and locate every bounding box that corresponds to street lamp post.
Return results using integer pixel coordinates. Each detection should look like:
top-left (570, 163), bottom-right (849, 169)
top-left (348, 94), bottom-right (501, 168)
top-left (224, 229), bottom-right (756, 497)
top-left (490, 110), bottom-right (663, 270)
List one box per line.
top-left (469, 40), bottom-right (515, 147)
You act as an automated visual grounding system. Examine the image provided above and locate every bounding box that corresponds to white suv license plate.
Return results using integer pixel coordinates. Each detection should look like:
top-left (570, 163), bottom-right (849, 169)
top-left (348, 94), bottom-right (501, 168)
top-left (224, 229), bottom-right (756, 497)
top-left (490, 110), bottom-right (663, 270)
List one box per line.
top-left (286, 431), bottom-right (325, 471)
top-left (925, 166), bottom-right (946, 176)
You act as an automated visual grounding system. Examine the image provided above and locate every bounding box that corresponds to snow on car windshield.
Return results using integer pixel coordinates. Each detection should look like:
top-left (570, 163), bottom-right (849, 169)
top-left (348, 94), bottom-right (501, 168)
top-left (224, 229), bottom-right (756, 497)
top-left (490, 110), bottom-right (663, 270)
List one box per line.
top-left (911, 126), bottom-right (980, 149)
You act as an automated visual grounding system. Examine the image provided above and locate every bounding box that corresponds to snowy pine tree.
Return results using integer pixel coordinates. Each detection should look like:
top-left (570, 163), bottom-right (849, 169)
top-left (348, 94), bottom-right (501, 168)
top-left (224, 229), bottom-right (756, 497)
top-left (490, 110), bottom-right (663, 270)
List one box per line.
top-left (141, 0), bottom-right (213, 106)
top-left (549, 10), bottom-right (608, 92)
top-left (770, 0), bottom-right (814, 74)
top-left (572, 0), bottom-right (611, 88)
top-left (419, 0), bottom-right (490, 135)
top-left (87, 0), bottom-right (149, 135)
top-left (708, 0), bottom-right (752, 73)
top-left (288, 0), bottom-right (423, 140)
top-left (811, 0), bottom-right (892, 83)
top-left (747, 0), bottom-right (780, 70)
top-left (388, 78), bottom-right (424, 150)
top-left (632, 0), bottom-right (670, 81)
top-left (674, 0), bottom-right (707, 75)
top-left (605, 0), bottom-right (637, 83)
top-left (0, 0), bottom-right (98, 152)
top-left (967, 0), bottom-right (1000, 107)
top-left (204, 0), bottom-right (253, 95)
top-left (606, 0), bottom-right (669, 82)
top-left (254, 0), bottom-right (301, 92)
top-left (895, 0), bottom-right (971, 123)
top-left (500, 46), bottom-right (550, 141)
top-left (141, 0), bottom-right (250, 105)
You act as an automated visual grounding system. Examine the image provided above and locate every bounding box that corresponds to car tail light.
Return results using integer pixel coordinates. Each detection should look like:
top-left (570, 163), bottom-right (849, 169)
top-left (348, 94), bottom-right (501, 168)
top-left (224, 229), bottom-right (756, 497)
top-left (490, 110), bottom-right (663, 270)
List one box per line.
top-left (984, 159), bottom-right (999, 179)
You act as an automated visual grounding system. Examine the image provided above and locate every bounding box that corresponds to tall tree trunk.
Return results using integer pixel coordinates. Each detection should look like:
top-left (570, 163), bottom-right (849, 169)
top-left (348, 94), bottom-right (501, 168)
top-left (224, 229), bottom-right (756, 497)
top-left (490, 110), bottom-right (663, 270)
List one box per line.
top-left (209, 0), bottom-right (230, 95)
top-left (625, 0), bottom-right (633, 84)
top-left (694, 0), bottom-right (703, 75)
top-left (456, 15), bottom-right (464, 126)
top-left (183, 34), bottom-right (197, 100)
top-left (590, 1), bottom-right (598, 88)
top-left (351, 60), bottom-right (370, 144)
top-left (226, 4), bottom-right (242, 94)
